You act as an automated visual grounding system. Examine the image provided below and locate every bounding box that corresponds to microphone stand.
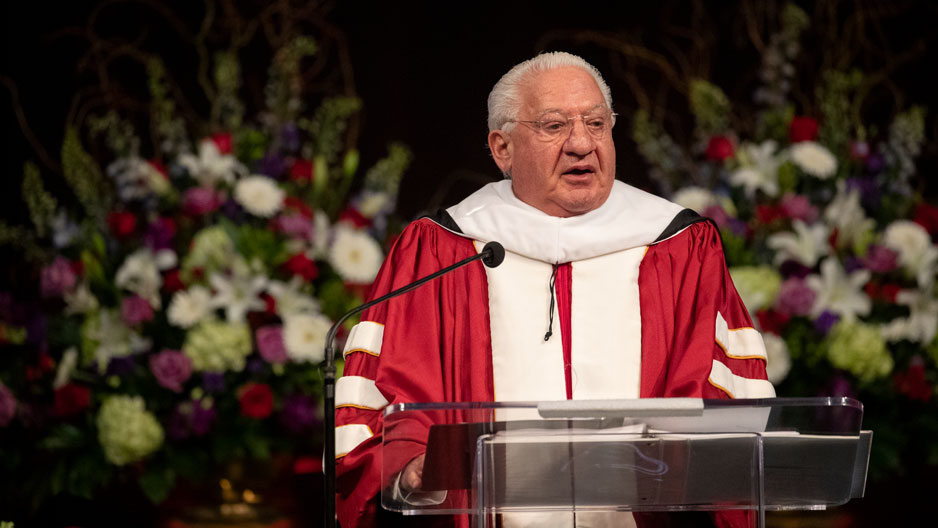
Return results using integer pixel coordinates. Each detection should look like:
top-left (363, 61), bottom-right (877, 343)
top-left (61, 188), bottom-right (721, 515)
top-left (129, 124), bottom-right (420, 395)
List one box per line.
top-left (322, 241), bottom-right (505, 527)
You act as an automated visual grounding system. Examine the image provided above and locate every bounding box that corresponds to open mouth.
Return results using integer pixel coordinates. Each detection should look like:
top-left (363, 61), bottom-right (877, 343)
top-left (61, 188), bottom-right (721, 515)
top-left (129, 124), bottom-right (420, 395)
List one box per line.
top-left (563, 167), bottom-right (595, 176)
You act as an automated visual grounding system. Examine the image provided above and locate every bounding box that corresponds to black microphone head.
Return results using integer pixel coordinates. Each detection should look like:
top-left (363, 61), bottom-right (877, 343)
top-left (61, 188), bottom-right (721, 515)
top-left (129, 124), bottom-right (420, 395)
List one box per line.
top-left (481, 241), bottom-right (505, 268)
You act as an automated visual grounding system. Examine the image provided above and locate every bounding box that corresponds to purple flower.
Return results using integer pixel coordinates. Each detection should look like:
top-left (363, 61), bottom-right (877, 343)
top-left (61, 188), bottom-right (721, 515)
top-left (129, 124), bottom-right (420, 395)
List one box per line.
top-left (703, 205), bottom-right (730, 228)
top-left (281, 124), bottom-right (301, 152)
top-left (846, 177), bottom-right (880, 209)
top-left (0, 383), bottom-right (16, 427)
top-left (256, 154), bottom-right (287, 179)
top-left (182, 187), bottom-right (222, 215)
top-left (107, 356), bottom-right (137, 377)
top-left (144, 218), bottom-right (176, 250)
top-left (864, 244), bottom-right (899, 273)
top-left (780, 193), bottom-right (818, 223)
top-left (776, 277), bottom-right (816, 316)
top-left (256, 325), bottom-right (289, 364)
top-left (202, 372), bottom-right (226, 393)
top-left (865, 153), bottom-right (885, 174)
top-left (121, 295), bottom-right (155, 326)
top-left (814, 311), bottom-right (840, 335)
top-left (40, 257), bottom-right (76, 298)
top-left (220, 199), bottom-right (246, 222)
top-left (149, 349), bottom-right (193, 392)
top-left (166, 398), bottom-right (216, 440)
top-left (779, 260), bottom-right (812, 279)
top-left (275, 214), bottom-right (314, 240)
top-left (843, 256), bottom-right (864, 274)
top-left (190, 399), bottom-right (216, 436)
top-left (280, 393), bottom-right (319, 433)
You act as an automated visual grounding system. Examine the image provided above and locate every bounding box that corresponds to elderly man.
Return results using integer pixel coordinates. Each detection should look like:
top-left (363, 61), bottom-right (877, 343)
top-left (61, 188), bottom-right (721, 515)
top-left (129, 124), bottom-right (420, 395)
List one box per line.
top-left (335, 52), bottom-right (774, 528)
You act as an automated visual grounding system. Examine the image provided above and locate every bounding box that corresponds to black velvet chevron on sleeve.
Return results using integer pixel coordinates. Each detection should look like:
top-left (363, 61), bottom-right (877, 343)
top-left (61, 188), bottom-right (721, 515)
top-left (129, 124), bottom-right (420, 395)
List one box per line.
top-left (654, 208), bottom-right (707, 243)
top-left (422, 208), bottom-right (463, 234)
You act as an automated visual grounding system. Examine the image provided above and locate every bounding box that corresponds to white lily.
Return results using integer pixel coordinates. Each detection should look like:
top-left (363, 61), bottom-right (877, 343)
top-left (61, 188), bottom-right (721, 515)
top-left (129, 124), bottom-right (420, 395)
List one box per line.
top-left (208, 259), bottom-right (268, 323)
top-left (824, 184), bottom-right (874, 249)
top-left (881, 289), bottom-right (938, 344)
top-left (730, 140), bottom-right (783, 197)
top-left (806, 257), bottom-right (872, 321)
top-left (177, 139), bottom-right (245, 188)
top-left (767, 220), bottom-right (830, 267)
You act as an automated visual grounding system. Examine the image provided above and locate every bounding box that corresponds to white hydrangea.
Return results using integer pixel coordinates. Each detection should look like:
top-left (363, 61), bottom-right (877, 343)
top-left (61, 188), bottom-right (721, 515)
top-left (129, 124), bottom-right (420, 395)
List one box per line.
top-left (233, 175), bottom-right (285, 218)
top-left (762, 332), bottom-right (791, 385)
top-left (881, 220), bottom-right (938, 288)
top-left (767, 220), bottom-right (830, 267)
top-left (115, 249), bottom-right (163, 309)
top-left (96, 395), bottom-right (164, 466)
top-left (167, 286), bottom-right (213, 328)
top-left (64, 282), bottom-right (99, 315)
top-left (671, 186), bottom-right (735, 215)
top-left (283, 312), bottom-right (332, 363)
top-left (789, 141), bottom-right (837, 178)
top-left (356, 190), bottom-right (392, 218)
top-left (806, 257), bottom-right (871, 321)
top-left (329, 225), bottom-right (384, 284)
top-left (730, 140), bottom-right (783, 197)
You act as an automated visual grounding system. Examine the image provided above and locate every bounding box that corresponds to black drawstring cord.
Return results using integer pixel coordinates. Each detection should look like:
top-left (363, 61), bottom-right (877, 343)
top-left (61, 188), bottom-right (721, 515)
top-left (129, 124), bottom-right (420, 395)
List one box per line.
top-left (544, 263), bottom-right (559, 341)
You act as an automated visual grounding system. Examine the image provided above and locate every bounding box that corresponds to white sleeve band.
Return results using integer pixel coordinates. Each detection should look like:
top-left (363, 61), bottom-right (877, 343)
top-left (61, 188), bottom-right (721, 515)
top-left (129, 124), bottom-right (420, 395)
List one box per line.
top-left (336, 376), bottom-right (390, 410)
top-left (343, 321), bottom-right (384, 359)
top-left (708, 360), bottom-right (776, 399)
top-left (335, 423), bottom-right (374, 458)
top-left (715, 311), bottom-right (767, 360)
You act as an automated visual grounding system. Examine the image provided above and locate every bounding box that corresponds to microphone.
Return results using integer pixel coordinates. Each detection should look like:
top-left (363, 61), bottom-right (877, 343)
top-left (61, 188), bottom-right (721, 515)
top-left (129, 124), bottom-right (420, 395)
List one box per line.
top-left (321, 240), bottom-right (504, 527)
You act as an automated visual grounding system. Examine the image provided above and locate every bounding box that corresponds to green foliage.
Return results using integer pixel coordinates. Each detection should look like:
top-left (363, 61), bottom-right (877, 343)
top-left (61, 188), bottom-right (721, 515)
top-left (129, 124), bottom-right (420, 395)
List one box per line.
top-left (147, 58), bottom-right (187, 153)
top-left (212, 51), bottom-right (244, 130)
top-left (304, 96), bottom-right (362, 164)
top-left (631, 109), bottom-right (684, 185)
top-left (689, 79), bottom-right (730, 137)
top-left (21, 162), bottom-right (57, 239)
top-left (87, 111), bottom-right (140, 157)
top-left (816, 69), bottom-right (863, 153)
top-left (139, 466), bottom-right (175, 503)
top-left (0, 221), bottom-right (45, 262)
top-left (365, 142), bottom-right (412, 198)
top-left (61, 127), bottom-right (110, 221)
top-left (266, 36), bottom-right (318, 120)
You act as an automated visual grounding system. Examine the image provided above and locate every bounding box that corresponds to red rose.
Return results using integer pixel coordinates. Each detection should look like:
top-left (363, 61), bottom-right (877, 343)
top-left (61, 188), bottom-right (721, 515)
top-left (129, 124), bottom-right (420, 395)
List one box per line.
top-left (163, 269), bottom-right (185, 293)
top-left (339, 207), bottom-right (371, 228)
top-left (238, 383), bottom-right (274, 419)
top-left (148, 159), bottom-right (169, 178)
top-left (913, 203), bottom-right (938, 238)
top-left (283, 253), bottom-right (319, 281)
top-left (54, 383), bottom-right (91, 418)
top-left (289, 159), bottom-right (314, 182)
top-left (789, 116), bottom-right (819, 143)
top-left (293, 456), bottom-right (323, 475)
top-left (705, 136), bottom-right (735, 161)
top-left (755, 309), bottom-right (790, 335)
top-left (894, 357), bottom-right (932, 402)
top-left (210, 133), bottom-right (233, 154)
top-left (755, 204), bottom-right (785, 224)
top-left (283, 196), bottom-right (314, 218)
top-left (107, 211), bottom-right (137, 239)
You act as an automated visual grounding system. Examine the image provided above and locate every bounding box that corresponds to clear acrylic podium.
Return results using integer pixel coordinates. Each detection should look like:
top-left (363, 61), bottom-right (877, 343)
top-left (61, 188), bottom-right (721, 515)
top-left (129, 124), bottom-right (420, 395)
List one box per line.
top-left (381, 397), bottom-right (871, 528)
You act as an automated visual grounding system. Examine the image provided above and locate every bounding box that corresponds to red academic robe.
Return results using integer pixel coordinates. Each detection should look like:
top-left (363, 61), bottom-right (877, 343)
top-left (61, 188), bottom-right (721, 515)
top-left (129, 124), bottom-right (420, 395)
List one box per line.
top-left (335, 183), bottom-right (773, 528)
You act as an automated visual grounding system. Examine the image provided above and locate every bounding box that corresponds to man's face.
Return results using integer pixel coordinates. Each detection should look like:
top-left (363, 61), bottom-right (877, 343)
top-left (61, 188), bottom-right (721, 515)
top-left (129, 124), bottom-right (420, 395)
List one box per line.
top-left (488, 66), bottom-right (616, 217)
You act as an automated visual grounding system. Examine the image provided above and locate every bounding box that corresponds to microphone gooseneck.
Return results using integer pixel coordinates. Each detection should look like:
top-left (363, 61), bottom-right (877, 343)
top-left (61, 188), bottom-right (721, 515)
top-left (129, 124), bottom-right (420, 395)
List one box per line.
top-left (321, 240), bottom-right (504, 527)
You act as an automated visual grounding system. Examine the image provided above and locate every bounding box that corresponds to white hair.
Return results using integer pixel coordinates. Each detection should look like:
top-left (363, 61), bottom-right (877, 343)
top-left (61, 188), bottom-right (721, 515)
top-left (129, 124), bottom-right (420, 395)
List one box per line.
top-left (486, 52), bottom-right (613, 133)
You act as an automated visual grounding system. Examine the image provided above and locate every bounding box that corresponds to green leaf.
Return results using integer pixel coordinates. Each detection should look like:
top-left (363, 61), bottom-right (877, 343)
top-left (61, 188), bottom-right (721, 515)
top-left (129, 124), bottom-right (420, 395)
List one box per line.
top-left (22, 162), bottom-right (57, 238)
top-left (139, 467), bottom-right (176, 504)
top-left (61, 127), bottom-right (110, 221)
top-left (39, 424), bottom-right (87, 451)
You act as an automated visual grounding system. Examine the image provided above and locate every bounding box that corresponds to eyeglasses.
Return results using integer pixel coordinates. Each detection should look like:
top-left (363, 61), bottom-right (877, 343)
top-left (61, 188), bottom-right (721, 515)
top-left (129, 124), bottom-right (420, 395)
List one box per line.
top-left (507, 108), bottom-right (617, 141)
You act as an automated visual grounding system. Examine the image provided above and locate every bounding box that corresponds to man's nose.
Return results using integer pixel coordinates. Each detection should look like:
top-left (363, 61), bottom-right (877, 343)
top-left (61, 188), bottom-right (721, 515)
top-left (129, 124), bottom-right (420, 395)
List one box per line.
top-left (563, 118), bottom-right (595, 155)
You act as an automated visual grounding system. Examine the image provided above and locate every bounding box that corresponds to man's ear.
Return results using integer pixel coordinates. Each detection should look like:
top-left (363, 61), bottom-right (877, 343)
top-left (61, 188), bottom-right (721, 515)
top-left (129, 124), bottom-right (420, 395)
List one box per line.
top-left (488, 130), bottom-right (512, 175)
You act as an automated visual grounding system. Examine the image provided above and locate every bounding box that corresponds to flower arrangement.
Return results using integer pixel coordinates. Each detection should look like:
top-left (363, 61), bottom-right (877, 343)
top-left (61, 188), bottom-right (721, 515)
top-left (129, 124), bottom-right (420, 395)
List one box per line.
top-left (0, 21), bottom-right (409, 511)
top-left (632, 4), bottom-right (937, 480)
